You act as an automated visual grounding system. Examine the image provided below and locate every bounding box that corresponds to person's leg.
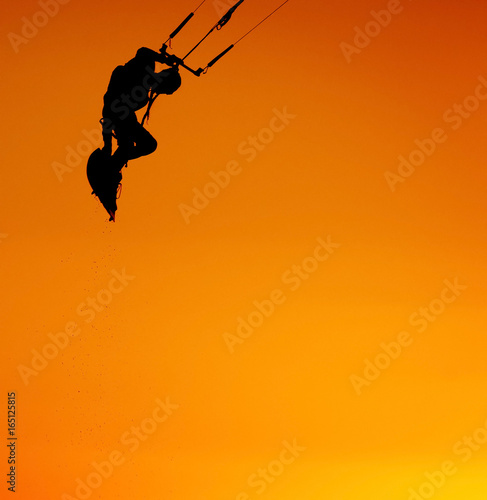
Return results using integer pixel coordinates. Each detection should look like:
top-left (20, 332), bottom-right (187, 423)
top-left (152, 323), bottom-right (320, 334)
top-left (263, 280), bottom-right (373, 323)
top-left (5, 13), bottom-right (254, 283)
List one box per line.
top-left (111, 114), bottom-right (157, 170)
top-left (101, 118), bottom-right (113, 156)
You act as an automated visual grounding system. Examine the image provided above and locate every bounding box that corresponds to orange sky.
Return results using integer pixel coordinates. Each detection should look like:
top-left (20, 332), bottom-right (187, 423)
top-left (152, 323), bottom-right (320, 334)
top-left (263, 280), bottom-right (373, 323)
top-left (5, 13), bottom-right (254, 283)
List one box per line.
top-left (2, 0), bottom-right (487, 499)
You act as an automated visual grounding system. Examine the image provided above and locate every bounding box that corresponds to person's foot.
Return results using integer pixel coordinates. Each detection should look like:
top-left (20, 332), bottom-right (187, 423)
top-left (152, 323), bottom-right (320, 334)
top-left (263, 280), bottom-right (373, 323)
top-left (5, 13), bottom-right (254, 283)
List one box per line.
top-left (103, 173), bottom-right (120, 221)
top-left (108, 169), bottom-right (122, 200)
top-left (97, 166), bottom-right (121, 215)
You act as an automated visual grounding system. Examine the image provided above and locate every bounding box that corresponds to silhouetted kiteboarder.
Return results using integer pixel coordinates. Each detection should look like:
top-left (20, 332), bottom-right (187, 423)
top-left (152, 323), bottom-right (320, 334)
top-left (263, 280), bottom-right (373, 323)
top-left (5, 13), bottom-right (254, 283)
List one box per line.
top-left (87, 0), bottom-right (290, 221)
top-left (87, 48), bottom-right (182, 221)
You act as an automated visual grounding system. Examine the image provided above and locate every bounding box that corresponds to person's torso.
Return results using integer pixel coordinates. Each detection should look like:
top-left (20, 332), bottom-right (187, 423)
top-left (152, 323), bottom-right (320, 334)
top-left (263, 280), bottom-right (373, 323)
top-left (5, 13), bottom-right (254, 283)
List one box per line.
top-left (103, 59), bottom-right (156, 118)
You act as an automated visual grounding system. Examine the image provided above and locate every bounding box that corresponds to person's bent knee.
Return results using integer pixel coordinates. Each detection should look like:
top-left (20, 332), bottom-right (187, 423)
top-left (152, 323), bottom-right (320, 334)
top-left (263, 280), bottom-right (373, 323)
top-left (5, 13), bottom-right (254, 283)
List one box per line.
top-left (144, 137), bottom-right (157, 155)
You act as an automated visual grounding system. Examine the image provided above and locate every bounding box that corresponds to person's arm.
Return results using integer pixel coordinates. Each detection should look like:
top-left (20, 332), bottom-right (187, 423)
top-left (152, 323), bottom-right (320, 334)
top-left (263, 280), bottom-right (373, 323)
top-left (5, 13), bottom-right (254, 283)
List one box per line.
top-left (135, 47), bottom-right (175, 66)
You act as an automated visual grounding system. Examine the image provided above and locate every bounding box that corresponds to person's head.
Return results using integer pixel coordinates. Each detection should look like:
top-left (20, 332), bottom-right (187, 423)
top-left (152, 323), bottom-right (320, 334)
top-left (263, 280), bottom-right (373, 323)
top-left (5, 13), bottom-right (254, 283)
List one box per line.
top-left (154, 68), bottom-right (182, 95)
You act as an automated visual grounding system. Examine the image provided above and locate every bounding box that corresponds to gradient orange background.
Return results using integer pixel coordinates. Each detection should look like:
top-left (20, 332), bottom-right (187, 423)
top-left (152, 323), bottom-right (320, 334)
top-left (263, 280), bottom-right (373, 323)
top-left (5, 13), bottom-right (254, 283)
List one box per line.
top-left (2, 0), bottom-right (487, 498)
